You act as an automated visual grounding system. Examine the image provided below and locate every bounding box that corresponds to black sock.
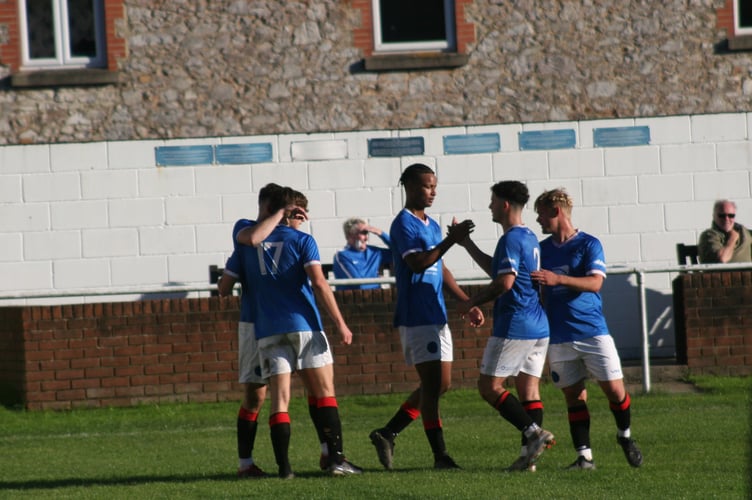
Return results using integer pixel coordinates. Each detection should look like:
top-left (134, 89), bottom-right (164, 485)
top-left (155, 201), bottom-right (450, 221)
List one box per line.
top-left (316, 398), bottom-right (344, 463)
top-left (423, 422), bottom-right (446, 458)
top-left (308, 396), bottom-right (326, 450)
top-left (237, 407), bottom-right (258, 460)
top-left (269, 413), bottom-right (292, 476)
top-left (493, 391), bottom-right (534, 431)
top-left (609, 393), bottom-right (632, 431)
top-left (521, 400), bottom-right (543, 447)
top-left (568, 404), bottom-right (591, 451)
top-left (384, 401), bottom-right (420, 438)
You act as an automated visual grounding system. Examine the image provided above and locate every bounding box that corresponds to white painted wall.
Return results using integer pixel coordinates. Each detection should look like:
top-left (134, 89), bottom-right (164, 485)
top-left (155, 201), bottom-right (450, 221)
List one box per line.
top-left (1, 113), bottom-right (751, 360)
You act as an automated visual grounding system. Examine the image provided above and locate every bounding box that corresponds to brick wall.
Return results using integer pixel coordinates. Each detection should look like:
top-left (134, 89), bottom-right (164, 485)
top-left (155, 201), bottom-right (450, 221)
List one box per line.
top-left (2, 286), bottom-right (492, 410)
top-left (673, 270), bottom-right (752, 376)
top-left (7, 272), bottom-right (750, 411)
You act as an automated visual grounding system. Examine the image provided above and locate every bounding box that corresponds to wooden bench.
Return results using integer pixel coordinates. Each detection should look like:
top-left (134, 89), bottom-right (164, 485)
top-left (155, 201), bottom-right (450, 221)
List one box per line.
top-left (676, 243), bottom-right (699, 265)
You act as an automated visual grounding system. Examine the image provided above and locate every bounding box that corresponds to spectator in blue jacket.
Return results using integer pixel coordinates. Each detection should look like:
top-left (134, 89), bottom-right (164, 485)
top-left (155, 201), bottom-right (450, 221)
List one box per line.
top-left (332, 218), bottom-right (392, 290)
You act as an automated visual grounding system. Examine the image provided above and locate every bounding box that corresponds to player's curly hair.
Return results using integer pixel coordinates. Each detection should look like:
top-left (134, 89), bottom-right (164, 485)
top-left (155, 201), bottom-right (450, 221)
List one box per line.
top-left (491, 180), bottom-right (529, 208)
top-left (399, 163), bottom-right (435, 187)
top-left (534, 188), bottom-right (573, 217)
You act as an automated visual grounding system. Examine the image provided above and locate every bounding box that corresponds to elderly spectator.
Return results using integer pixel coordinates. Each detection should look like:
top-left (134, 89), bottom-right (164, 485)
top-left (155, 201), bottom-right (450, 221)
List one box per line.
top-left (332, 218), bottom-right (392, 290)
top-left (698, 200), bottom-right (752, 263)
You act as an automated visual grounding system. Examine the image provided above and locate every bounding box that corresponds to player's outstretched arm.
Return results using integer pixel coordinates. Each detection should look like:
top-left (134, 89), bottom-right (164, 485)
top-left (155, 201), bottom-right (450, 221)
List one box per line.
top-left (442, 265), bottom-right (484, 327)
top-left (531, 269), bottom-right (604, 293)
top-left (403, 219), bottom-right (475, 273)
top-left (307, 264), bottom-right (353, 345)
top-left (451, 217), bottom-right (492, 275)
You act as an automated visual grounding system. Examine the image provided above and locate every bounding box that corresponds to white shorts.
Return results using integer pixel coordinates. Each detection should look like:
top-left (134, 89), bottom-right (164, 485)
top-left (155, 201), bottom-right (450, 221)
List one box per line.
top-left (257, 330), bottom-right (333, 378)
top-left (399, 324), bottom-right (453, 366)
top-left (548, 335), bottom-right (624, 389)
top-left (238, 322), bottom-right (266, 384)
top-left (480, 336), bottom-right (549, 378)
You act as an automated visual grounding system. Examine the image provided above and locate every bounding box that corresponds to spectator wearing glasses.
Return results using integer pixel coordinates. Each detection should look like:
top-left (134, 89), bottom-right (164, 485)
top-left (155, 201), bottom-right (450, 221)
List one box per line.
top-left (332, 218), bottom-right (392, 290)
top-left (698, 199), bottom-right (752, 263)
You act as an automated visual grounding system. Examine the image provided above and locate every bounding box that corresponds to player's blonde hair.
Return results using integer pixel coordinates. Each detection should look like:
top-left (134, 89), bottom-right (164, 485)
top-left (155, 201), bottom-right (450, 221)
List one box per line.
top-left (534, 188), bottom-right (574, 217)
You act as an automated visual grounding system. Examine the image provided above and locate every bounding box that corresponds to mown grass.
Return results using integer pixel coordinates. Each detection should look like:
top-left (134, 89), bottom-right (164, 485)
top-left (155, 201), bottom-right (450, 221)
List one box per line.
top-left (0, 376), bottom-right (749, 499)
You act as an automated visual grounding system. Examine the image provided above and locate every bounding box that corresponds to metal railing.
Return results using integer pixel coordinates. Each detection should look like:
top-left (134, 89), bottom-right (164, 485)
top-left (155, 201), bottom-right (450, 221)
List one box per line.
top-left (2, 261), bottom-right (751, 393)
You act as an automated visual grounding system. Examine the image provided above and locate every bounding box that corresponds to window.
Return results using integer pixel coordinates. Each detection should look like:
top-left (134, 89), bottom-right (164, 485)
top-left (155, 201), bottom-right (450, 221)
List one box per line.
top-left (717, 0), bottom-right (752, 50)
top-left (372, 0), bottom-right (455, 53)
top-left (353, 0), bottom-right (474, 71)
top-left (0, 0), bottom-right (125, 86)
top-left (20, 0), bottom-right (105, 69)
top-left (734, 0), bottom-right (752, 35)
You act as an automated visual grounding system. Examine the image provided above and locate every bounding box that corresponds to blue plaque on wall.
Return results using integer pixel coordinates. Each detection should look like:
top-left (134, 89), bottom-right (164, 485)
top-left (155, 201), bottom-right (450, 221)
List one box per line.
top-left (215, 143), bottom-right (274, 164)
top-left (518, 130), bottom-right (576, 150)
top-left (593, 126), bottom-right (650, 148)
top-left (443, 133), bottom-right (501, 155)
top-left (368, 137), bottom-right (425, 157)
top-left (155, 145), bottom-right (214, 166)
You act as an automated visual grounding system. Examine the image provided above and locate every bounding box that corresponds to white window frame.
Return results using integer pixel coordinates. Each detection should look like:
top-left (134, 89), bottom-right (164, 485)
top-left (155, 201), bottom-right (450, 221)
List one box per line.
top-left (372, 0), bottom-right (456, 53)
top-left (18, 0), bottom-right (106, 70)
top-left (734, 0), bottom-right (752, 36)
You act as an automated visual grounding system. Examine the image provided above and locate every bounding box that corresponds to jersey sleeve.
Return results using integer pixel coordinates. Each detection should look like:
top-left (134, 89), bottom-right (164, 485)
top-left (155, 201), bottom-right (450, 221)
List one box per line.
top-left (391, 217), bottom-right (422, 258)
top-left (231, 219), bottom-right (254, 250)
top-left (585, 237), bottom-right (607, 277)
top-left (300, 233), bottom-right (321, 267)
top-left (377, 231), bottom-right (392, 248)
top-left (494, 232), bottom-right (520, 276)
top-left (224, 249), bottom-right (241, 278)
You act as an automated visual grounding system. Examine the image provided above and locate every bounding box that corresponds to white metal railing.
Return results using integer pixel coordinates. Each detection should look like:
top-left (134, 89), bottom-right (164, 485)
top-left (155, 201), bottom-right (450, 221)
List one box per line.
top-left (2, 262), bottom-right (751, 393)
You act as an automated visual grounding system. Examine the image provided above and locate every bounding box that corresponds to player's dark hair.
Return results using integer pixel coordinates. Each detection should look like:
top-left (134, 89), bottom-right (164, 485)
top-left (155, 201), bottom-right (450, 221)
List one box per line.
top-left (258, 183), bottom-right (283, 204)
top-left (292, 190), bottom-right (308, 211)
top-left (399, 163), bottom-right (434, 187)
top-left (264, 185), bottom-right (295, 214)
top-left (491, 180), bottom-right (529, 208)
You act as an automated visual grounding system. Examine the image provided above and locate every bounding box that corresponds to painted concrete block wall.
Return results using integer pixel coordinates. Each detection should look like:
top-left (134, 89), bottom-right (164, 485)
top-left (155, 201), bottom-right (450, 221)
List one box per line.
top-left (1, 113), bottom-right (751, 360)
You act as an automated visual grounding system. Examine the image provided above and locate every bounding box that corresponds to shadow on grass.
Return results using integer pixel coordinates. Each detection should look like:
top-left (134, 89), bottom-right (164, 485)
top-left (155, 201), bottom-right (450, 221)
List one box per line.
top-left (0, 467), bottom-right (449, 491)
top-left (0, 474), bottom-right (234, 491)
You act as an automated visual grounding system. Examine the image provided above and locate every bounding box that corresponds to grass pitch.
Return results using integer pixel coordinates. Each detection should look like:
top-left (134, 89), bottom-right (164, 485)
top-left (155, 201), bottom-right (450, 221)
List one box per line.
top-left (0, 376), bottom-right (749, 499)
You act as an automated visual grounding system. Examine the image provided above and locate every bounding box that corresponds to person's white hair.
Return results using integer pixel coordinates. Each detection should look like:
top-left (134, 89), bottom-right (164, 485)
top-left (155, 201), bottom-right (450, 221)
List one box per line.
top-left (343, 217), bottom-right (366, 236)
top-left (713, 199), bottom-right (736, 213)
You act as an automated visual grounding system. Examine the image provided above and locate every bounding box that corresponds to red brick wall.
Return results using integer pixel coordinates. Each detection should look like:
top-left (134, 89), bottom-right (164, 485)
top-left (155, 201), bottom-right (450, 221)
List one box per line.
top-left (716, 0), bottom-right (735, 37)
top-left (6, 272), bottom-right (751, 410)
top-left (674, 270), bottom-right (752, 376)
top-left (2, 286), bottom-right (493, 410)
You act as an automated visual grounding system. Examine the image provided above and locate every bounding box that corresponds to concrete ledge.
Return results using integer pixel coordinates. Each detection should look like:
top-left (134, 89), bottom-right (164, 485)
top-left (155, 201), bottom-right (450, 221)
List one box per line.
top-left (11, 69), bottom-right (120, 88)
top-left (364, 52), bottom-right (469, 71)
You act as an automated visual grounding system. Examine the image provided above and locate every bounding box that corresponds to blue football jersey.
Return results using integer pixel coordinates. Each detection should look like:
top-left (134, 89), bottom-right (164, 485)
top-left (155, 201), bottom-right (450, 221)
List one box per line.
top-left (332, 232), bottom-right (392, 290)
top-left (240, 224), bottom-right (324, 339)
top-left (223, 219), bottom-right (255, 323)
top-left (539, 231), bottom-right (609, 344)
top-left (389, 209), bottom-right (447, 327)
top-left (491, 225), bottom-right (549, 340)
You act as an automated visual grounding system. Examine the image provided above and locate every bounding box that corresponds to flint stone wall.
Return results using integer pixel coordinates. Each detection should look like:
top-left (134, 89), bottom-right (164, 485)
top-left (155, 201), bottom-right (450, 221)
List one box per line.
top-left (0, 0), bottom-right (747, 145)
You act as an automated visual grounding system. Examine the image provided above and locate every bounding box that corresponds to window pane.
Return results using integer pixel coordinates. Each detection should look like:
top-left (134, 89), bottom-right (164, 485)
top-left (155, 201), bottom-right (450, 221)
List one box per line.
top-left (67, 0), bottom-right (97, 57)
top-left (26, 0), bottom-right (56, 59)
top-left (739, 0), bottom-right (752, 29)
top-left (379, 0), bottom-right (446, 43)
